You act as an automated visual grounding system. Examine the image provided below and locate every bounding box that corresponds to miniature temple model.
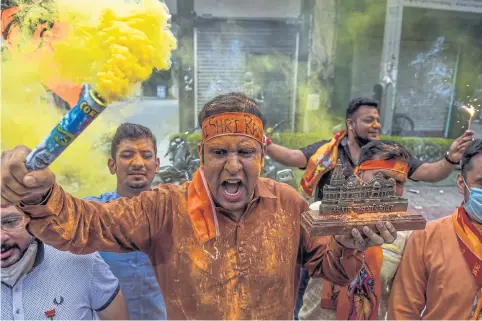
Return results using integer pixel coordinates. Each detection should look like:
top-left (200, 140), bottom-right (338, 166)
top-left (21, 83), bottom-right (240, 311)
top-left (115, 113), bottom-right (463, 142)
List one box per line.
top-left (301, 161), bottom-right (426, 236)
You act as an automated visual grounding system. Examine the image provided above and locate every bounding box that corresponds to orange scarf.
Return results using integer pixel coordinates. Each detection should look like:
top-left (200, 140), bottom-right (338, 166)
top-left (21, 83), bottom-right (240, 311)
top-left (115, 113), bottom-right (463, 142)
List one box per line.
top-left (321, 246), bottom-right (383, 320)
top-left (187, 169), bottom-right (219, 244)
top-left (453, 206), bottom-right (482, 320)
top-left (300, 130), bottom-right (346, 198)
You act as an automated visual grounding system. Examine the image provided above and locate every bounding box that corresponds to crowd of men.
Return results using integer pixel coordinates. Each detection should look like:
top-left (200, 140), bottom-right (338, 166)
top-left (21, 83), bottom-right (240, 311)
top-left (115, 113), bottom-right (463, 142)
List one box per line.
top-left (1, 92), bottom-right (481, 320)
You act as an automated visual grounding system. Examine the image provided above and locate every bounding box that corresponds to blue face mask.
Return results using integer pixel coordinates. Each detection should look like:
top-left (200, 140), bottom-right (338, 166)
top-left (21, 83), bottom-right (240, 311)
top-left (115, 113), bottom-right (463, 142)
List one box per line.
top-left (463, 179), bottom-right (482, 224)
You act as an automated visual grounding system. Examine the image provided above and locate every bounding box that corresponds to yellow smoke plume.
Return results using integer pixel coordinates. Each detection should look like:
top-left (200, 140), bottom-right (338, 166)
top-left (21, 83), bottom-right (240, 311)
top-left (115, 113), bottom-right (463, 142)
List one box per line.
top-left (1, 0), bottom-right (176, 197)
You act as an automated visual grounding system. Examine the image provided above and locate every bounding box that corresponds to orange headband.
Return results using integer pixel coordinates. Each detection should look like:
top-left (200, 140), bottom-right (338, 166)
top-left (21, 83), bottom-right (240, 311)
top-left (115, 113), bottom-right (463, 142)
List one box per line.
top-left (354, 160), bottom-right (409, 176)
top-left (201, 112), bottom-right (264, 144)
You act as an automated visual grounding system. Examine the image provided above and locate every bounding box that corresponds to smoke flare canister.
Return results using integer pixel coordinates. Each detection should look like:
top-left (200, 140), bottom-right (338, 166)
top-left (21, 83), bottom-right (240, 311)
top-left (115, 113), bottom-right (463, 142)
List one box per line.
top-left (25, 84), bottom-right (107, 171)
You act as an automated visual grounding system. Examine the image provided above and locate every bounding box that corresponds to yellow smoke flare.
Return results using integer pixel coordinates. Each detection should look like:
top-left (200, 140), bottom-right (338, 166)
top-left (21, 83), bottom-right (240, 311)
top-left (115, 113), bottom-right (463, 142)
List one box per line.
top-left (1, 0), bottom-right (177, 197)
top-left (1, 58), bottom-right (118, 197)
top-left (43, 0), bottom-right (177, 103)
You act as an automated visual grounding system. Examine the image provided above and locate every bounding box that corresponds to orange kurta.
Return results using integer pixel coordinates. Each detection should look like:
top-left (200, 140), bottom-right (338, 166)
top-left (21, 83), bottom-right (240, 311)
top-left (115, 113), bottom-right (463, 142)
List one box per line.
top-left (21, 178), bottom-right (363, 320)
top-left (388, 214), bottom-right (479, 320)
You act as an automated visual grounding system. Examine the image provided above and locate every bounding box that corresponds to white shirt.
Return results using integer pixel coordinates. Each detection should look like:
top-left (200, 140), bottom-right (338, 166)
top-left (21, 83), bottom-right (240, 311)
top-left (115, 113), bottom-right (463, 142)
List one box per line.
top-left (1, 243), bottom-right (119, 320)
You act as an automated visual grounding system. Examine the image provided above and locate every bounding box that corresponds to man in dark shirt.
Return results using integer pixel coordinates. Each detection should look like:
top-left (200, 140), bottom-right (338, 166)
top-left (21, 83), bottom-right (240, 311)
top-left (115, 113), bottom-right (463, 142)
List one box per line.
top-left (267, 97), bottom-right (474, 201)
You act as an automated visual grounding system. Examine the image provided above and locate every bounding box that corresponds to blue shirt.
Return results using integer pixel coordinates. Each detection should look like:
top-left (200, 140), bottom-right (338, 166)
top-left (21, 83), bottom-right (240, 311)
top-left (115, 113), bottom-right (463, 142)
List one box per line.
top-left (84, 191), bottom-right (167, 320)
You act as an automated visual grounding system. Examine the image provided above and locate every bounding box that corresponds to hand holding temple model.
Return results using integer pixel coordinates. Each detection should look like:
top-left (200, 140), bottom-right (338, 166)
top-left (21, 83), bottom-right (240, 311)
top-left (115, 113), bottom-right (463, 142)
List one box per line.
top-left (334, 221), bottom-right (397, 251)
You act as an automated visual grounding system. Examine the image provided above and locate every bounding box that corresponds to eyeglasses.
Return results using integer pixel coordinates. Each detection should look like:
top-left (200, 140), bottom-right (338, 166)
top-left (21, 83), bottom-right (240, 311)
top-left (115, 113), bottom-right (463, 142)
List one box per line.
top-left (1, 216), bottom-right (28, 232)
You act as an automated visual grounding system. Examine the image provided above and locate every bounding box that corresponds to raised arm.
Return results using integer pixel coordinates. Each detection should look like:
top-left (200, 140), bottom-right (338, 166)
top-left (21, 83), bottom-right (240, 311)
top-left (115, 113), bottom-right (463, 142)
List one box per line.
top-left (266, 140), bottom-right (327, 169)
top-left (266, 143), bottom-right (308, 168)
top-left (21, 183), bottom-right (169, 254)
top-left (410, 130), bottom-right (474, 182)
top-left (1, 145), bottom-right (169, 255)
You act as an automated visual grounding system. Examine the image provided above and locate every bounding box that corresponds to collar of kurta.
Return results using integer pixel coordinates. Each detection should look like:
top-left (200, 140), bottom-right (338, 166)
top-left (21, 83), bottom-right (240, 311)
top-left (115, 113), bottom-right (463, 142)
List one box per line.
top-left (187, 169), bottom-right (276, 244)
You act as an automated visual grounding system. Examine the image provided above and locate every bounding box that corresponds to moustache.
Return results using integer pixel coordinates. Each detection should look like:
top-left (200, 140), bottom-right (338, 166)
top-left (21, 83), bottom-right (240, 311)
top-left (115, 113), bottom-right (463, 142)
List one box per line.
top-left (1, 243), bottom-right (19, 253)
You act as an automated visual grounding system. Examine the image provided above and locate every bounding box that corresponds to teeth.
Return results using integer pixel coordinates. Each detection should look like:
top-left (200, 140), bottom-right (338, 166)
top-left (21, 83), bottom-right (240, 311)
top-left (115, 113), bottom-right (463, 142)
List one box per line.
top-left (225, 180), bottom-right (241, 184)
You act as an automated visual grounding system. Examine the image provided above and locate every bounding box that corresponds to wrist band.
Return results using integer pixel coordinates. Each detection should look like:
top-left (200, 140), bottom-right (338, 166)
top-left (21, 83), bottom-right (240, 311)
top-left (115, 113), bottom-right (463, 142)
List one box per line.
top-left (266, 137), bottom-right (273, 146)
top-left (444, 152), bottom-right (458, 165)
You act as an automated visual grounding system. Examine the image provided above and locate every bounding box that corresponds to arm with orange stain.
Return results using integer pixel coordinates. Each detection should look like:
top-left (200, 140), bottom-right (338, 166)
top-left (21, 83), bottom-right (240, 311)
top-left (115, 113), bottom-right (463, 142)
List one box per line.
top-left (20, 183), bottom-right (170, 255)
top-left (299, 199), bottom-right (364, 285)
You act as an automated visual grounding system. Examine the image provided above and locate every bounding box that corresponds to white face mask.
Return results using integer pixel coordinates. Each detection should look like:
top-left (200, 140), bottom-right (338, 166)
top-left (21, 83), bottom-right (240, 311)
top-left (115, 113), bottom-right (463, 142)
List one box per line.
top-left (1, 240), bottom-right (38, 287)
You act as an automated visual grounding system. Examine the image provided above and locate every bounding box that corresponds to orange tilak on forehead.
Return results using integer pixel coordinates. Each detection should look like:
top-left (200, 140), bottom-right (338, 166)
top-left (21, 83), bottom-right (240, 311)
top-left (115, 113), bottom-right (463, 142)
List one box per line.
top-left (201, 112), bottom-right (264, 145)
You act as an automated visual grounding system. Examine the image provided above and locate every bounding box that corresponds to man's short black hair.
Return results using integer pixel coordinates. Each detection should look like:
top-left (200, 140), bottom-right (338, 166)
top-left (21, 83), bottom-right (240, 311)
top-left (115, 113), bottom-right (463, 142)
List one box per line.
top-left (198, 92), bottom-right (267, 127)
top-left (461, 139), bottom-right (482, 178)
top-left (346, 97), bottom-right (379, 120)
top-left (110, 123), bottom-right (157, 159)
top-left (359, 140), bottom-right (411, 165)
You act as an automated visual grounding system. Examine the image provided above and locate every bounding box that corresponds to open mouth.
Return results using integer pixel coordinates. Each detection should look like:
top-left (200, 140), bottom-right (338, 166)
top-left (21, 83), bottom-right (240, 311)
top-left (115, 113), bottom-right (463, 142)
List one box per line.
top-left (221, 179), bottom-right (243, 200)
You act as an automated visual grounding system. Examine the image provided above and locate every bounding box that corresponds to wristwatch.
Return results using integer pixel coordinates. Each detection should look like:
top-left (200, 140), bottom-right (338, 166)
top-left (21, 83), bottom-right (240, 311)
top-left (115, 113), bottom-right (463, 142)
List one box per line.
top-left (444, 152), bottom-right (458, 165)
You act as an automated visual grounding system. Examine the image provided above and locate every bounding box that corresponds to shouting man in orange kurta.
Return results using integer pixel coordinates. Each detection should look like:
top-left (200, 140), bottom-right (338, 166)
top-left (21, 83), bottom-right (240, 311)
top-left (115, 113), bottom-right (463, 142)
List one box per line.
top-left (1, 93), bottom-right (398, 320)
top-left (388, 139), bottom-right (482, 320)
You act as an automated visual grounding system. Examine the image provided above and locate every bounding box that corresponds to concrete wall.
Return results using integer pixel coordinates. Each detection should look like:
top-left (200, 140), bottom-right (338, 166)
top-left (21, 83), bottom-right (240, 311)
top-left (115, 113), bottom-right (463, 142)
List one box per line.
top-left (194, 0), bottom-right (301, 19)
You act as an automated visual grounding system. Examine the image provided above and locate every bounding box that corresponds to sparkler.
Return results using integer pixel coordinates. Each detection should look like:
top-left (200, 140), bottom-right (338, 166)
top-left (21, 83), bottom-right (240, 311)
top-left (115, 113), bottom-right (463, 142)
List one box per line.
top-left (458, 104), bottom-right (476, 130)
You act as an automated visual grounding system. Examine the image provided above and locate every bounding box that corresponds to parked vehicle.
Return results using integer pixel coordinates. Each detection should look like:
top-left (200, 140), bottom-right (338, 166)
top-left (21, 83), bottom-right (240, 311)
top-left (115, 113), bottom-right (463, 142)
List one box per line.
top-left (263, 121), bottom-right (296, 188)
top-left (152, 127), bottom-right (200, 186)
top-left (392, 113), bottom-right (415, 136)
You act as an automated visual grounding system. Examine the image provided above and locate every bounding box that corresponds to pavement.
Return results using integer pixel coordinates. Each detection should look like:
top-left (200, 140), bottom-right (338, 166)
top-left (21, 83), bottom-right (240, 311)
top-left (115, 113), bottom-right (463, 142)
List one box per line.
top-left (406, 173), bottom-right (463, 222)
top-left (406, 184), bottom-right (461, 221)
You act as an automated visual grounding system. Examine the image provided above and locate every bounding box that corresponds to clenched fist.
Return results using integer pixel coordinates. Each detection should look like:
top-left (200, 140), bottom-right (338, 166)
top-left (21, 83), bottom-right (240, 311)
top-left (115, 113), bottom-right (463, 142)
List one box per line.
top-left (1, 145), bottom-right (55, 206)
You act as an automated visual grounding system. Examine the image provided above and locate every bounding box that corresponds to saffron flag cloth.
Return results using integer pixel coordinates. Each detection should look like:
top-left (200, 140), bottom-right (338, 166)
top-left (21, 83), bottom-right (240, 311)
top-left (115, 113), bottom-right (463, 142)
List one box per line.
top-left (187, 168), bottom-right (219, 244)
top-left (300, 130), bottom-right (346, 198)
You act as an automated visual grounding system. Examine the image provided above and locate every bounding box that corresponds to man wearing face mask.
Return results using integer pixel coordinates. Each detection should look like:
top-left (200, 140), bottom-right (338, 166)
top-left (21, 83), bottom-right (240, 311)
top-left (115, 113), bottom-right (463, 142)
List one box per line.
top-left (84, 123), bottom-right (167, 320)
top-left (388, 139), bottom-right (482, 320)
top-left (1, 205), bottom-right (128, 320)
top-left (1, 92), bottom-right (400, 320)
